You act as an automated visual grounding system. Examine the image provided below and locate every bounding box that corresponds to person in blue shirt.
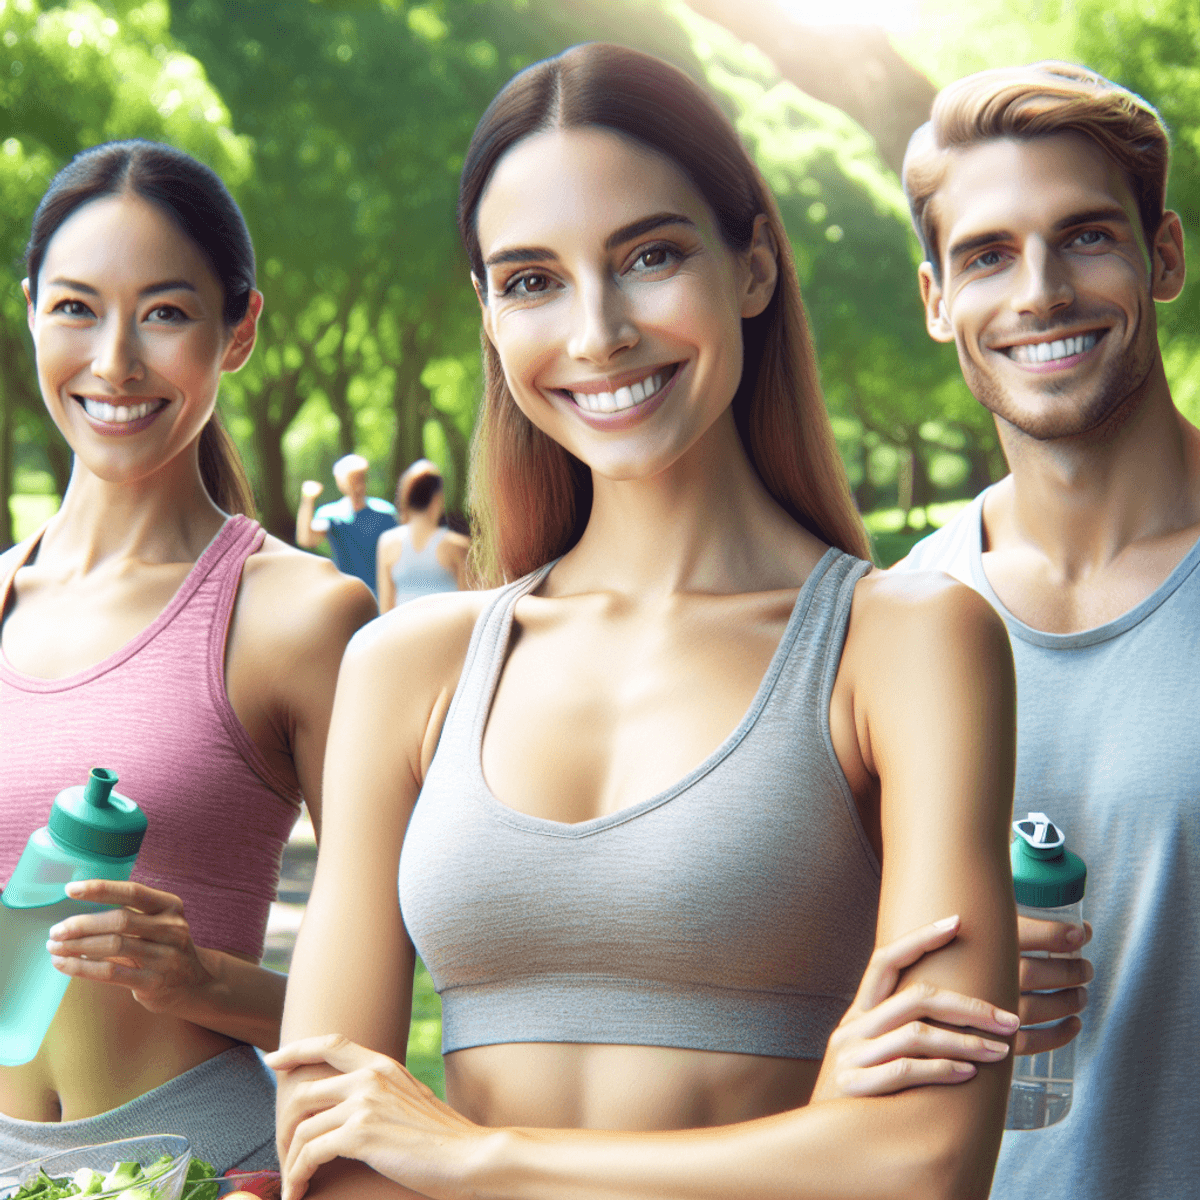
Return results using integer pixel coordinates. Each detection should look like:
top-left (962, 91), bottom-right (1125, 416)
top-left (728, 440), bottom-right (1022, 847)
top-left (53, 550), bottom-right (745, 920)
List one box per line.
top-left (295, 454), bottom-right (397, 595)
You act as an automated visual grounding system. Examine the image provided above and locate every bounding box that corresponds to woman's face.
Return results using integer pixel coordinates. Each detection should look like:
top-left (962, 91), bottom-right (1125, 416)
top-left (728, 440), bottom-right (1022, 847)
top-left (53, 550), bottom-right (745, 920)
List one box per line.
top-left (474, 127), bottom-right (777, 483)
top-left (25, 192), bottom-right (260, 488)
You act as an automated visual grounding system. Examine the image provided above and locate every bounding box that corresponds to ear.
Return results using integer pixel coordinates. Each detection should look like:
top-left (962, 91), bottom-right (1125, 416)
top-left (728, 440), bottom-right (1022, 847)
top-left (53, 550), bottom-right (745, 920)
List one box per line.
top-left (23, 279), bottom-right (34, 334)
top-left (918, 262), bottom-right (955, 343)
top-left (474, 272), bottom-right (499, 350)
top-left (741, 215), bottom-right (779, 320)
top-left (1150, 211), bottom-right (1186, 303)
top-left (221, 289), bottom-right (263, 373)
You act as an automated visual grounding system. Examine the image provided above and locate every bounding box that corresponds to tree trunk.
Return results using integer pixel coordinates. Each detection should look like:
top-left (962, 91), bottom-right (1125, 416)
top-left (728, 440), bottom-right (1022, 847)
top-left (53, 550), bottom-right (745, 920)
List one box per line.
top-left (683, 0), bottom-right (936, 175)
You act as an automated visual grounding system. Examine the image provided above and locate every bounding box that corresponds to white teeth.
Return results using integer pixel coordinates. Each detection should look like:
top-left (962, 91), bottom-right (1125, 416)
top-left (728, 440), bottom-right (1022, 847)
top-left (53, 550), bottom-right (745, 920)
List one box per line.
top-left (1009, 333), bottom-right (1099, 365)
top-left (82, 398), bottom-right (159, 423)
top-left (568, 370), bottom-right (666, 414)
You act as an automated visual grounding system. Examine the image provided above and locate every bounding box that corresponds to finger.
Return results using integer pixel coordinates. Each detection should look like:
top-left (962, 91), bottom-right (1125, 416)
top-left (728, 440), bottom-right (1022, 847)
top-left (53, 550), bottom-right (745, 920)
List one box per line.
top-left (49, 953), bottom-right (159, 990)
top-left (836, 1057), bottom-right (979, 1098)
top-left (850, 916), bottom-right (961, 1013)
top-left (1019, 955), bottom-right (1093, 992)
top-left (842, 1021), bottom-right (1010, 1071)
top-left (284, 1120), bottom-right (357, 1200)
top-left (276, 1070), bottom-right (362, 1156)
top-left (268, 1034), bottom-right (390, 1078)
top-left (64, 878), bottom-right (185, 915)
top-left (1019, 986), bottom-right (1088, 1029)
top-left (1014, 1016), bottom-right (1081, 1058)
top-left (847, 981), bottom-right (1019, 1041)
top-left (1016, 915), bottom-right (1089, 955)
top-left (47, 908), bottom-right (192, 951)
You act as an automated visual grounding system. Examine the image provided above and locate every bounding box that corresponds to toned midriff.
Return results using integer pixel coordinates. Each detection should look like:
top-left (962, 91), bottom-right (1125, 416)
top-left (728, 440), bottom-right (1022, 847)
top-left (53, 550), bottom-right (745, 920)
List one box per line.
top-left (445, 1042), bottom-right (822, 1130)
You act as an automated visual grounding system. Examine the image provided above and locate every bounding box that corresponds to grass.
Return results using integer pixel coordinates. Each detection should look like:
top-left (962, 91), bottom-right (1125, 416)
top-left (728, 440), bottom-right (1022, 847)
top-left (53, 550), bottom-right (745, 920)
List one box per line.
top-left (10, 494), bottom-right (59, 542)
top-left (408, 960), bottom-right (446, 1100)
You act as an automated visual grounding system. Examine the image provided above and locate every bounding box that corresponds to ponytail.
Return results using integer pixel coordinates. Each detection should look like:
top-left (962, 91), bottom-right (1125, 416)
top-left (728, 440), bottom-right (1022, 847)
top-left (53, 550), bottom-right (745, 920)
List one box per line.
top-left (198, 412), bottom-right (256, 517)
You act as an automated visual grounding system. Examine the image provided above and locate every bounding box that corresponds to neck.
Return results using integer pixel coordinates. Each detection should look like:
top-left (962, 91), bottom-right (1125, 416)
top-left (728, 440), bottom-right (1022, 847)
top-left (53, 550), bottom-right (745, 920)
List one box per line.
top-left (551, 409), bottom-right (823, 600)
top-left (39, 446), bottom-right (227, 571)
top-left (989, 359), bottom-right (1200, 575)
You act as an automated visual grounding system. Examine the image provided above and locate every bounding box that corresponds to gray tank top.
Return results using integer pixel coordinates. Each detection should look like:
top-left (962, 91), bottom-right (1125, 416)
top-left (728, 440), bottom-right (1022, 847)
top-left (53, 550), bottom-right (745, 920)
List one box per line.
top-left (399, 547), bottom-right (880, 1058)
top-left (390, 525), bottom-right (458, 605)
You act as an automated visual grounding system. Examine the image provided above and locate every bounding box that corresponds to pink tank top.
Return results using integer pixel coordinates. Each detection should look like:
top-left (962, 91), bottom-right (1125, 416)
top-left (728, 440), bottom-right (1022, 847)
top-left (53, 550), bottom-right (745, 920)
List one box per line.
top-left (0, 515), bottom-right (301, 959)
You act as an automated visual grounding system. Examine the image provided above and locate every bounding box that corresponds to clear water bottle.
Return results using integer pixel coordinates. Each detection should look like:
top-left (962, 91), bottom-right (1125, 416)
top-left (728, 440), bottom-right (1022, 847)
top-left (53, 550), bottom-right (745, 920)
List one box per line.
top-left (0, 768), bottom-right (147, 1065)
top-left (1005, 811), bottom-right (1087, 1130)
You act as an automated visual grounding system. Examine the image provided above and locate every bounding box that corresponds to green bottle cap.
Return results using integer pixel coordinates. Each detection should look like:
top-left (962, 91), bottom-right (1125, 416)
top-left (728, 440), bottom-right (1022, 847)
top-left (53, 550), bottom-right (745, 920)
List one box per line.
top-left (1010, 812), bottom-right (1086, 908)
top-left (48, 768), bottom-right (148, 860)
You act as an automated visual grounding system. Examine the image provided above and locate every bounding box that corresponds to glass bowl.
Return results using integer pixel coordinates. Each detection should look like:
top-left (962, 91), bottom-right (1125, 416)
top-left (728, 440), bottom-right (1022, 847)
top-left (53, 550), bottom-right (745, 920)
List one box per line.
top-left (183, 1171), bottom-right (280, 1199)
top-left (0, 1134), bottom-right (192, 1199)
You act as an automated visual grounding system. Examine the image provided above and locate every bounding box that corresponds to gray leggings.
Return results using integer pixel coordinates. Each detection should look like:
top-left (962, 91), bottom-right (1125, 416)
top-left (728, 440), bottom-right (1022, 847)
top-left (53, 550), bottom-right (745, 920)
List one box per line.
top-left (0, 1044), bottom-right (278, 1176)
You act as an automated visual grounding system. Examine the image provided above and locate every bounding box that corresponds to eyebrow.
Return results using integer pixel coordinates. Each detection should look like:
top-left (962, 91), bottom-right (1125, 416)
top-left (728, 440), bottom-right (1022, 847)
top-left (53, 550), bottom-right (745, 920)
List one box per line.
top-left (948, 206), bottom-right (1133, 266)
top-left (44, 277), bottom-right (198, 297)
top-left (483, 212), bottom-right (697, 270)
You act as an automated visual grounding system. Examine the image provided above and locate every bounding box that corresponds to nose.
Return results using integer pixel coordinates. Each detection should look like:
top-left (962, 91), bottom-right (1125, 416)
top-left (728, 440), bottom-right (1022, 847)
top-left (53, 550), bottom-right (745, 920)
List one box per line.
top-left (1011, 237), bottom-right (1074, 321)
top-left (567, 271), bottom-right (638, 364)
top-left (91, 314), bottom-right (145, 387)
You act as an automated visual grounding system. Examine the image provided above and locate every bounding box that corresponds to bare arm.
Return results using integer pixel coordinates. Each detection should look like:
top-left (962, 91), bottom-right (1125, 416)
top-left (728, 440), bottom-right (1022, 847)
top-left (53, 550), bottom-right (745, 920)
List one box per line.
top-left (296, 481), bottom-right (328, 549)
top-left (271, 577), bottom-right (1018, 1200)
top-left (275, 597), bottom-right (484, 1196)
top-left (377, 530), bottom-right (400, 613)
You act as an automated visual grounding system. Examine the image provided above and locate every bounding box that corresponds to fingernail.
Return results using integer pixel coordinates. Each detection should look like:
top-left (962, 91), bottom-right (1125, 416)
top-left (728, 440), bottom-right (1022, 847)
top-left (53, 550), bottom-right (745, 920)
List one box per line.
top-left (48, 926), bottom-right (65, 939)
top-left (64, 881), bottom-right (84, 896)
top-left (953, 1062), bottom-right (977, 1076)
top-left (1066, 925), bottom-right (1084, 946)
top-left (984, 1040), bottom-right (1009, 1055)
top-left (996, 1010), bottom-right (1020, 1030)
top-left (934, 915), bottom-right (960, 930)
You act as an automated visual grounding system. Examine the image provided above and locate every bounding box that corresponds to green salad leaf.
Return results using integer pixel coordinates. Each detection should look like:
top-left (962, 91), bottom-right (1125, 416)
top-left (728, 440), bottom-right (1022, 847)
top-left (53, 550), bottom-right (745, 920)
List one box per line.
top-left (4, 1156), bottom-right (214, 1200)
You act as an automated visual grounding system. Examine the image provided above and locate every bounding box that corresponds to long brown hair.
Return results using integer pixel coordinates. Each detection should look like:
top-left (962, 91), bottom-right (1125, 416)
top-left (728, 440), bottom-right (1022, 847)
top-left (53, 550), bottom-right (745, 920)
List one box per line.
top-left (26, 140), bottom-right (257, 517)
top-left (903, 62), bottom-right (1170, 278)
top-left (458, 43), bottom-right (869, 584)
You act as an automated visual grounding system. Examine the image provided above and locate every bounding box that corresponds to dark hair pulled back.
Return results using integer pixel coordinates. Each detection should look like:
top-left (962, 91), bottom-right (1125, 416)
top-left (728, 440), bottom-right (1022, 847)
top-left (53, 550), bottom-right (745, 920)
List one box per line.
top-left (25, 139), bottom-right (257, 516)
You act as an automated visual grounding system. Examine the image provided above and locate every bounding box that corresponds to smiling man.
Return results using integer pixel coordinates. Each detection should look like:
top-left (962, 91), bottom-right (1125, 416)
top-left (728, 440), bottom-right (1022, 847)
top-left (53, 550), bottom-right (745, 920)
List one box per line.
top-left (894, 63), bottom-right (1200, 1198)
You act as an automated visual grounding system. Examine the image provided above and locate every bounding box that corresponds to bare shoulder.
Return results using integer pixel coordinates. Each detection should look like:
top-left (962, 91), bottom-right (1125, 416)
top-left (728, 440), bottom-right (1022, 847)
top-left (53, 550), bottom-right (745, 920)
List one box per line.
top-left (851, 566), bottom-right (1008, 655)
top-left (341, 586), bottom-right (492, 696)
top-left (844, 567), bottom-right (1014, 719)
top-left (236, 534), bottom-right (378, 658)
top-left (443, 530), bottom-right (471, 551)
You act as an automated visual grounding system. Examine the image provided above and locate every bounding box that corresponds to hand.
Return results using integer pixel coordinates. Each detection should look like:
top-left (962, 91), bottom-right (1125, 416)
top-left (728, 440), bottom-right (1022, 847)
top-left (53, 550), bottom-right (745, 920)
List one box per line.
top-left (1014, 916), bottom-right (1093, 1057)
top-left (300, 480), bottom-right (324, 500)
top-left (810, 915), bottom-right (1020, 1102)
top-left (267, 1034), bottom-right (479, 1200)
top-left (48, 879), bottom-right (214, 1015)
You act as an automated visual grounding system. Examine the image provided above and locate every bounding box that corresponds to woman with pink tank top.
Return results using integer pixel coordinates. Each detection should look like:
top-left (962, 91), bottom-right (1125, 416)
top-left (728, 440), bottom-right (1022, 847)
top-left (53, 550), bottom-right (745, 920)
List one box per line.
top-left (0, 142), bottom-right (375, 1173)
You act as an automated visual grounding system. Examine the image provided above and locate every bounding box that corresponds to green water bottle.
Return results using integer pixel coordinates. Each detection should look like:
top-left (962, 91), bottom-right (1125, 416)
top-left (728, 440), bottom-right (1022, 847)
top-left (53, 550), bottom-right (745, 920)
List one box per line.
top-left (0, 768), bottom-right (147, 1065)
top-left (1005, 811), bottom-right (1087, 1130)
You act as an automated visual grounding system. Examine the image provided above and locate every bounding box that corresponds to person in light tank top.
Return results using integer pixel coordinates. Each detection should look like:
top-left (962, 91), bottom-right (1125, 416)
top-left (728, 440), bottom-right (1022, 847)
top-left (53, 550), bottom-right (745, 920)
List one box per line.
top-left (0, 141), bottom-right (376, 1173)
top-left (375, 459), bottom-right (469, 612)
top-left (270, 45), bottom-right (1036, 1200)
top-left (891, 64), bottom-right (1200, 1200)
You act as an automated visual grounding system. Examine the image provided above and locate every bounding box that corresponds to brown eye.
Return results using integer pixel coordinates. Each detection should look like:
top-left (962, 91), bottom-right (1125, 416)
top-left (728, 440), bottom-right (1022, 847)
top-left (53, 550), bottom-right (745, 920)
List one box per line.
top-left (504, 272), bottom-right (554, 298)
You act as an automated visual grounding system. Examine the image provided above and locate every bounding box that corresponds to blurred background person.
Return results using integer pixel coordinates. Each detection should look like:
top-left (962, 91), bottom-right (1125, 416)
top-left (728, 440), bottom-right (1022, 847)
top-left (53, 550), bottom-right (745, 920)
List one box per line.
top-left (376, 458), bottom-right (469, 612)
top-left (295, 454), bottom-right (397, 596)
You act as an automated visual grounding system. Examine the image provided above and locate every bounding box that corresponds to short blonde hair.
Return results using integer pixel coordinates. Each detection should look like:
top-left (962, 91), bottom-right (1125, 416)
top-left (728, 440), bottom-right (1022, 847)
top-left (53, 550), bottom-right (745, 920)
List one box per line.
top-left (903, 62), bottom-right (1170, 276)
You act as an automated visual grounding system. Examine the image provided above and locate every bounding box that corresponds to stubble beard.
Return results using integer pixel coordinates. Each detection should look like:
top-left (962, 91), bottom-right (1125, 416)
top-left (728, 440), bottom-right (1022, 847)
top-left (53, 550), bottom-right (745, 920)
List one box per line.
top-left (958, 309), bottom-right (1157, 445)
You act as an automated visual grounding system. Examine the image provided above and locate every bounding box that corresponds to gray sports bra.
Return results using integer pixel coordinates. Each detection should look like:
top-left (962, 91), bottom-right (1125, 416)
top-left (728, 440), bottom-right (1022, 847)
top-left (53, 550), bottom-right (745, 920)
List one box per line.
top-left (399, 547), bottom-right (881, 1058)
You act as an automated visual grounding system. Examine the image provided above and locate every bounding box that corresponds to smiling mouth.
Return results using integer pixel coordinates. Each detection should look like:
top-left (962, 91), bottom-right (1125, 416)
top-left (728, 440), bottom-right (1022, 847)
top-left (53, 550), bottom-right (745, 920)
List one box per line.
top-left (560, 364), bottom-right (680, 415)
top-left (75, 396), bottom-right (168, 423)
top-left (1004, 331), bottom-right (1103, 365)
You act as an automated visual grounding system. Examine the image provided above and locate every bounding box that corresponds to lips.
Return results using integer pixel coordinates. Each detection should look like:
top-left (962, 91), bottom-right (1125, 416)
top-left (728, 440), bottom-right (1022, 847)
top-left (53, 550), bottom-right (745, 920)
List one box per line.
top-left (1000, 331), bottom-right (1104, 365)
top-left (73, 394), bottom-right (169, 433)
top-left (560, 363), bottom-right (680, 414)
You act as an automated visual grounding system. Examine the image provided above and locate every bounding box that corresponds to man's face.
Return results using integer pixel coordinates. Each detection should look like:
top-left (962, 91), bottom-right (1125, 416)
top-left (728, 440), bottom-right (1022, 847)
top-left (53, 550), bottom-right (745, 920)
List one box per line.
top-left (919, 133), bottom-right (1184, 442)
top-left (335, 465), bottom-right (368, 505)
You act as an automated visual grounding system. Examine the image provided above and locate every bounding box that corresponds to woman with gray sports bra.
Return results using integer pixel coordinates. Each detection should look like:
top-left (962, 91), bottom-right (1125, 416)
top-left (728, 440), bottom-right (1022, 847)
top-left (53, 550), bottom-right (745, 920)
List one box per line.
top-left (376, 460), bottom-right (469, 612)
top-left (272, 44), bottom-right (1022, 1200)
